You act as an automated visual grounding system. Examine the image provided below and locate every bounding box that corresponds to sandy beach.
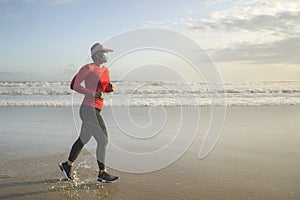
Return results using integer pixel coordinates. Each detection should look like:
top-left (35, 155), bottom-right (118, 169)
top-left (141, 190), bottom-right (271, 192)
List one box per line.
top-left (0, 106), bottom-right (299, 200)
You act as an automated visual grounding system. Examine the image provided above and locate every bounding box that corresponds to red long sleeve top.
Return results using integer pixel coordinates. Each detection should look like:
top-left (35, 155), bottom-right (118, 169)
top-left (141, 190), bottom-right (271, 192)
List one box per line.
top-left (70, 63), bottom-right (113, 109)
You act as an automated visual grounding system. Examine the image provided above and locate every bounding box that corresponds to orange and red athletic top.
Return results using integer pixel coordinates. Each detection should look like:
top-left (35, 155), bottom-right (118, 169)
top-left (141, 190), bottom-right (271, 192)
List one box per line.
top-left (70, 63), bottom-right (113, 109)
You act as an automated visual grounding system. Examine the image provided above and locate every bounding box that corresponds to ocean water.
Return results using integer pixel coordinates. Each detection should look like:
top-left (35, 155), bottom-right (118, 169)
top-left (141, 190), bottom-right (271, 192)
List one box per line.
top-left (0, 81), bottom-right (300, 106)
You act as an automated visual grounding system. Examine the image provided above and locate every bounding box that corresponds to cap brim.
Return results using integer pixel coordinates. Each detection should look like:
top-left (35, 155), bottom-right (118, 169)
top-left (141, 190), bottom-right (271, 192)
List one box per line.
top-left (91, 45), bottom-right (114, 55)
top-left (103, 48), bottom-right (113, 52)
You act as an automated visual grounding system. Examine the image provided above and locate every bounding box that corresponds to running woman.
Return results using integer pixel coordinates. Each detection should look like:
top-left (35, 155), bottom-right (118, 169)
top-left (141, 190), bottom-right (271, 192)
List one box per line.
top-left (59, 43), bottom-right (118, 183)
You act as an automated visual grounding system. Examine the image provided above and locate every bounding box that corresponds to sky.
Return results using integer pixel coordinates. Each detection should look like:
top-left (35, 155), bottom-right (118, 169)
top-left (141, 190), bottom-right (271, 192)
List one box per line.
top-left (0, 0), bottom-right (300, 82)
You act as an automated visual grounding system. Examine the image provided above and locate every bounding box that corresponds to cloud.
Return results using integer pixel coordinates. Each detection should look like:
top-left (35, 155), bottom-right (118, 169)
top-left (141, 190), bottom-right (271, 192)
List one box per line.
top-left (61, 64), bottom-right (77, 74)
top-left (189, 11), bottom-right (300, 38)
top-left (142, 20), bottom-right (165, 26)
top-left (185, 1), bottom-right (300, 33)
top-left (141, 20), bottom-right (180, 28)
top-left (211, 37), bottom-right (300, 65)
top-left (180, 0), bottom-right (300, 65)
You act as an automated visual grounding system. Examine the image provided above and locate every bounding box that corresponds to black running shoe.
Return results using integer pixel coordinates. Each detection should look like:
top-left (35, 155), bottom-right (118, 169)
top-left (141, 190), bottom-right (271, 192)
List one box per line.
top-left (97, 171), bottom-right (118, 183)
top-left (59, 162), bottom-right (73, 180)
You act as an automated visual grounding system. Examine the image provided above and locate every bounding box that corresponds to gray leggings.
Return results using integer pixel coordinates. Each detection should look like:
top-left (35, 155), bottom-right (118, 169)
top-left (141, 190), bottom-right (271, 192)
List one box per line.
top-left (68, 104), bottom-right (108, 170)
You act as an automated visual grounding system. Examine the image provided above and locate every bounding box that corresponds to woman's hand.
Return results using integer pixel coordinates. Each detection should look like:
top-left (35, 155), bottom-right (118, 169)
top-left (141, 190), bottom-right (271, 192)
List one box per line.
top-left (108, 83), bottom-right (115, 91)
top-left (93, 90), bottom-right (104, 99)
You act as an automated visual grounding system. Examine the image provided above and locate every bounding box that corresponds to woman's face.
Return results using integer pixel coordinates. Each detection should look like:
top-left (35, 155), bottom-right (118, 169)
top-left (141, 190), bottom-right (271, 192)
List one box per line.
top-left (95, 51), bottom-right (108, 63)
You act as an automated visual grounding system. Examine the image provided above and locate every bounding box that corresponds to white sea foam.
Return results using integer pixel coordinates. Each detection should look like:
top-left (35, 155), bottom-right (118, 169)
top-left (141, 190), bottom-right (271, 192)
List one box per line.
top-left (0, 81), bottom-right (299, 106)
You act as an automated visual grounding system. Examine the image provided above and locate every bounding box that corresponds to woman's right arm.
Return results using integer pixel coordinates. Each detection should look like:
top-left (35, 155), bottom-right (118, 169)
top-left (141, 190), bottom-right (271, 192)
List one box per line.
top-left (70, 65), bottom-right (94, 97)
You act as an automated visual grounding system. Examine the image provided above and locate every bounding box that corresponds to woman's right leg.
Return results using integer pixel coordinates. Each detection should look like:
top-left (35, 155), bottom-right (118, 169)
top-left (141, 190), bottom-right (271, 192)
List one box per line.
top-left (67, 105), bottom-right (93, 163)
top-left (68, 137), bottom-right (84, 163)
top-left (60, 122), bottom-right (92, 180)
top-left (68, 119), bottom-right (92, 162)
top-left (59, 105), bottom-right (92, 180)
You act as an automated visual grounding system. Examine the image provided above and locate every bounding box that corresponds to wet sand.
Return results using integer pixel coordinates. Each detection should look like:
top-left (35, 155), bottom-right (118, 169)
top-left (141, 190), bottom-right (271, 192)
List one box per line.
top-left (0, 106), bottom-right (300, 200)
